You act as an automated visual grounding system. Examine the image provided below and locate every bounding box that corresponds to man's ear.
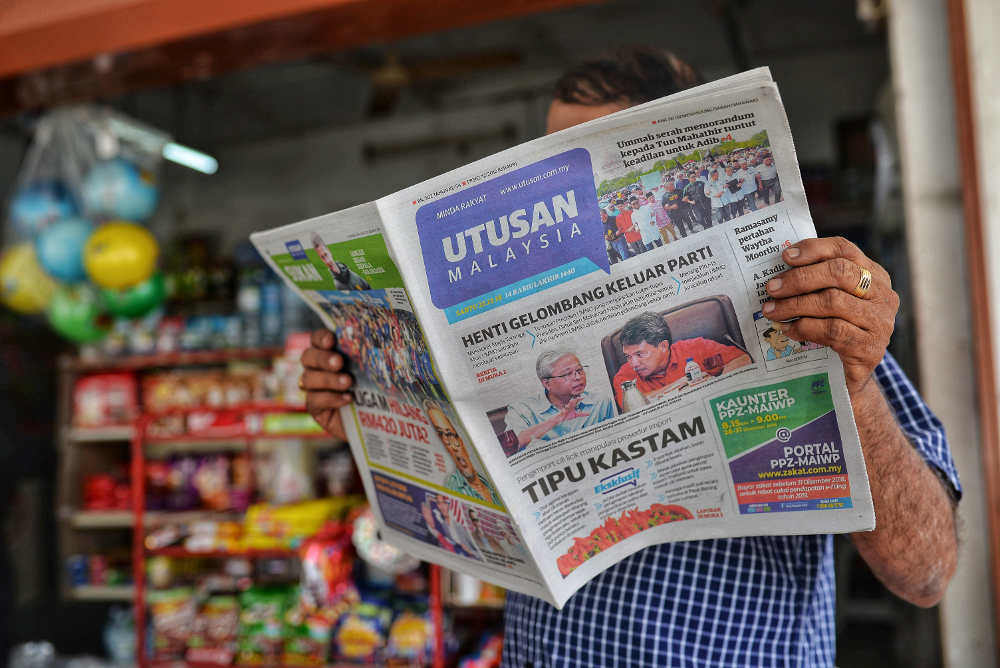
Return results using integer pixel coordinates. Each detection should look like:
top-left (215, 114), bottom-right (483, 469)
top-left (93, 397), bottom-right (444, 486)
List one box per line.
top-left (657, 340), bottom-right (671, 354)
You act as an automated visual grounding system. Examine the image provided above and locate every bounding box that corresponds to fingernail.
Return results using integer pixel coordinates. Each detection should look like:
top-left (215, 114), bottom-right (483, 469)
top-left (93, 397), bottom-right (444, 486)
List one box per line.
top-left (785, 247), bottom-right (800, 260)
top-left (762, 301), bottom-right (774, 313)
top-left (767, 278), bottom-right (782, 292)
top-left (329, 355), bottom-right (340, 368)
top-left (342, 393), bottom-right (353, 402)
top-left (339, 374), bottom-right (350, 388)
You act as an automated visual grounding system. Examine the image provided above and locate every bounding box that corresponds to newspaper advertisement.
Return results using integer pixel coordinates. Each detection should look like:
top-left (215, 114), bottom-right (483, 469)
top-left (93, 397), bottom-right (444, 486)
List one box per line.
top-left (251, 69), bottom-right (874, 609)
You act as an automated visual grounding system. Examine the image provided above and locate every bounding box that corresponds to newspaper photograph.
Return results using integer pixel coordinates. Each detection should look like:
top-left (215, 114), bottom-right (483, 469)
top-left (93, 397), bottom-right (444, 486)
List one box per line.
top-left (251, 68), bottom-right (875, 608)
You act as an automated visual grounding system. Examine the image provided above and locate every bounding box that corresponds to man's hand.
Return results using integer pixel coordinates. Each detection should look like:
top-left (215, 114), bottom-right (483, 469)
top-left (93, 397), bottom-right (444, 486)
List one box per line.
top-left (300, 328), bottom-right (354, 441)
top-left (763, 237), bottom-right (956, 607)
top-left (762, 237), bottom-right (899, 396)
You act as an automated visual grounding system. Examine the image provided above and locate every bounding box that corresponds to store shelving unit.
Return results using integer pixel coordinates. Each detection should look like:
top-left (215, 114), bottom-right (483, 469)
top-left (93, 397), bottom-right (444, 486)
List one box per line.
top-left (129, 407), bottom-right (447, 668)
top-left (54, 348), bottom-right (289, 601)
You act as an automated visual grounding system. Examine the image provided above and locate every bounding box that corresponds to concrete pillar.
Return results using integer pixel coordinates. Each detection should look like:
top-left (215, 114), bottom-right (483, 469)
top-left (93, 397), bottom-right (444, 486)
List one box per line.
top-left (887, 0), bottom-right (997, 665)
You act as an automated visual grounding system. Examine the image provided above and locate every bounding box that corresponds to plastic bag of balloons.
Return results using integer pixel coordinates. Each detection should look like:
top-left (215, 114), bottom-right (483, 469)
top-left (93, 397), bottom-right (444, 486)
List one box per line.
top-left (2, 105), bottom-right (169, 247)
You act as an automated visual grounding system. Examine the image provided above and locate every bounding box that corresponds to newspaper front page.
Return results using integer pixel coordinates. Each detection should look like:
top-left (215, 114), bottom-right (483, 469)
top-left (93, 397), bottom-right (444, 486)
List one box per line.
top-left (251, 69), bottom-right (875, 609)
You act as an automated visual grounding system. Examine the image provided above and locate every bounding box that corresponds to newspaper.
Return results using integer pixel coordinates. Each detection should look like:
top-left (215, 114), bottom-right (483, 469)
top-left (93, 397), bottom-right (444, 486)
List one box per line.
top-left (251, 69), bottom-right (874, 609)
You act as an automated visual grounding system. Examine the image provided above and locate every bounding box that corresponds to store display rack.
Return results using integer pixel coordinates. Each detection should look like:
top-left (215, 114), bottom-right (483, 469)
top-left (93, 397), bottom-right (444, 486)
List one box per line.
top-left (129, 406), bottom-right (446, 668)
top-left (55, 348), bottom-right (289, 601)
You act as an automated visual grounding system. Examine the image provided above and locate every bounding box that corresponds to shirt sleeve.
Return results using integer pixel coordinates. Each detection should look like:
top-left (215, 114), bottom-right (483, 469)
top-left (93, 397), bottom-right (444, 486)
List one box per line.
top-left (693, 338), bottom-right (747, 366)
top-left (874, 352), bottom-right (962, 498)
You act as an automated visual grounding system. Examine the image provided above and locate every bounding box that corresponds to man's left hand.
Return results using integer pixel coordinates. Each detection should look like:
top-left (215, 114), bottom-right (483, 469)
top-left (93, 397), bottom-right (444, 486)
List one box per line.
top-left (762, 237), bottom-right (900, 396)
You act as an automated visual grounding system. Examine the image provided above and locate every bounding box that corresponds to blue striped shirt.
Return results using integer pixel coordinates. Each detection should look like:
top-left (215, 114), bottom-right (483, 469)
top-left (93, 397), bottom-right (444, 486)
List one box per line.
top-left (503, 353), bottom-right (960, 668)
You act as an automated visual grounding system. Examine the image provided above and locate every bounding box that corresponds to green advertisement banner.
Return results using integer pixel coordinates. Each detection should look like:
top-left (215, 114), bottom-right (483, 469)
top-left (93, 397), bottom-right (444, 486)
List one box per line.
top-left (709, 373), bottom-right (834, 459)
top-left (268, 233), bottom-right (403, 291)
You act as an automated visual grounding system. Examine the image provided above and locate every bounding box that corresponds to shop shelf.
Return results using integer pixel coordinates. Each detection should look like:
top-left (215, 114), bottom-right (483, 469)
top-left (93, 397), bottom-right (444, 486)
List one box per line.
top-left (66, 510), bottom-right (250, 529)
top-left (65, 348), bottom-right (285, 373)
top-left (68, 511), bottom-right (134, 529)
top-left (67, 425), bottom-right (134, 442)
top-left (145, 546), bottom-right (297, 559)
top-left (69, 584), bottom-right (135, 601)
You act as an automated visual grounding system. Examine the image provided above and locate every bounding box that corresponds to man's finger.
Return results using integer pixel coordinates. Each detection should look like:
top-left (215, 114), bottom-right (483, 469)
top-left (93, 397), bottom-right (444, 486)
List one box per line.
top-left (305, 389), bottom-right (354, 412)
top-left (781, 237), bottom-right (868, 268)
top-left (301, 347), bottom-right (344, 371)
top-left (763, 288), bottom-right (872, 329)
top-left (310, 328), bottom-right (335, 350)
top-left (301, 369), bottom-right (353, 391)
top-left (766, 258), bottom-right (877, 302)
top-left (777, 316), bottom-right (872, 359)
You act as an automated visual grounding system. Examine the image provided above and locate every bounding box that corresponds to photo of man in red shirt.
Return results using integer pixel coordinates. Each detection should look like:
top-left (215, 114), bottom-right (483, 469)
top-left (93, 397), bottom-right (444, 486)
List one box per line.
top-left (614, 198), bottom-right (645, 257)
top-left (612, 311), bottom-right (753, 410)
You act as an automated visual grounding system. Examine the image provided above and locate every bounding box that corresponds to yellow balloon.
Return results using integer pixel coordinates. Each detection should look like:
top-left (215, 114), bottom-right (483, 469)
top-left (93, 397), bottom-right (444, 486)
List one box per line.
top-left (83, 221), bottom-right (159, 289)
top-left (0, 242), bottom-right (59, 314)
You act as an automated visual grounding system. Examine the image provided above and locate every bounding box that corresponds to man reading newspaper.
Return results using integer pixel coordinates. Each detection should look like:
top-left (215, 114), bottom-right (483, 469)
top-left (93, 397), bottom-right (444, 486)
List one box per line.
top-left (298, 47), bottom-right (960, 668)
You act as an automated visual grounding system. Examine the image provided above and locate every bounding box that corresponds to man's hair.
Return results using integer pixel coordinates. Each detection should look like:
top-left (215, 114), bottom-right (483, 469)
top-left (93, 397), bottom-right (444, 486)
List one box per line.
top-left (423, 398), bottom-right (447, 421)
top-left (552, 46), bottom-right (703, 106)
top-left (762, 327), bottom-right (781, 341)
top-left (536, 350), bottom-right (579, 380)
top-left (620, 312), bottom-right (672, 349)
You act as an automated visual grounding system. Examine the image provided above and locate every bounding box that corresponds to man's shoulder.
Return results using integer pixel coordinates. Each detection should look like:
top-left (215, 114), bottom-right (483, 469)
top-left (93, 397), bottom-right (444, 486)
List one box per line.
top-left (613, 363), bottom-right (638, 386)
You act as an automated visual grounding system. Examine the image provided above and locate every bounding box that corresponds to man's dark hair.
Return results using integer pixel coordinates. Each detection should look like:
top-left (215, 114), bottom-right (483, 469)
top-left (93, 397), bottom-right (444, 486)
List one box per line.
top-left (621, 312), bottom-right (672, 349)
top-left (762, 327), bottom-right (780, 341)
top-left (553, 46), bottom-right (703, 106)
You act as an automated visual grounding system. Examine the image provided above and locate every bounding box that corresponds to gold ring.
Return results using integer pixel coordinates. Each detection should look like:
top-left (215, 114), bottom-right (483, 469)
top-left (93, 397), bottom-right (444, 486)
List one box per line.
top-left (298, 375), bottom-right (306, 391)
top-left (851, 266), bottom-right (873, 299)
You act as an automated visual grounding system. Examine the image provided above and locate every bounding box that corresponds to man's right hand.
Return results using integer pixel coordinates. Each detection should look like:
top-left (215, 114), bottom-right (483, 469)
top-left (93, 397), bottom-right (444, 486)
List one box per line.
top-left (300, 328), bottom-right (354, 440)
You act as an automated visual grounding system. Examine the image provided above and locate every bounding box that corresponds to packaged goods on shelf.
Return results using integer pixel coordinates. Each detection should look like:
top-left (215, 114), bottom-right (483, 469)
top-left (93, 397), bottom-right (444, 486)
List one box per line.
top-left (72, 372), bottom-right (138, 426)
top-left (242, 498), bottom-right (363, 550)
top-left (333, 599), bottom-right (391, 664)
top-left (142, 371), bottom-right (270, 412)
top-left (185, 595), bottom-right (239, 666)
top-left (82, 472), bottom-right (131, 511)
top-left (67, 550), bottom-right (132, 587)
top-left (236, 585), bottom-right (295, 666)
top-left (148, 588), bottom-right (198, 662)
top-left (386, 609), bottom-right (433, 664)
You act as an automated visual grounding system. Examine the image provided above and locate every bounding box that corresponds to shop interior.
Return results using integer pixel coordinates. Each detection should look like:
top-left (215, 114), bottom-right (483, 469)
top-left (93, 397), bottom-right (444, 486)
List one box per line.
top-left (0, 1), bottom-right (952, 666)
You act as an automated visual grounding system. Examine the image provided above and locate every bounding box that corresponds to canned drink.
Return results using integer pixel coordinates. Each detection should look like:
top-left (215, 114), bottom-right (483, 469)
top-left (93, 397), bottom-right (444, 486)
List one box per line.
top-left (67, 555), bottom-right (89, 587)
top-left (88, 554), bottom-right (108, 585)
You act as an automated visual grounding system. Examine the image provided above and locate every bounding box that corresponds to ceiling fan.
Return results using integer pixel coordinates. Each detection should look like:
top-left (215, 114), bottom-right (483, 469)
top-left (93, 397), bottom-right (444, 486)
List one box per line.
top-left (328, 49), bottom-right (523, 117)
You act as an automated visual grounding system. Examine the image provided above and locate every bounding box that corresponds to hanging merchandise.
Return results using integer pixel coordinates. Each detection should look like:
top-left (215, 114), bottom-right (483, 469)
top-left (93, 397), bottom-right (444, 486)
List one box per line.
top-left (0, 242), bottom-right (59, 314)
top-left (35, 217), bottom-right (95, 283)
top-left (8, 182), bottom-right (78, 240)
top-left (82, 156), bottom-right (160, 223)
top-left (48, 284), bottom-right (111, 343)
top-left (101, 270), bottom-right (166, 318)
top-left (83, 221), bottom-right (159, 289)
top-left (2, 106), bottom-right (170, 248)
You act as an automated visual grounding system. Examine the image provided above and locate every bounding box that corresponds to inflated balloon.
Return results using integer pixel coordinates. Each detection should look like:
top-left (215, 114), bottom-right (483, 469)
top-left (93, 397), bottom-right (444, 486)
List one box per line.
top-left (35, 218), bottom-right (95, 283)
top-left (82, 158), bottom-right (160, 222)
top-left (83, 222), bottom-right (159, 289)
top-left (0, 243), bottom-right (59, 314)
top-left (101, 271), bottom-right (165, 318)
top-left (9, 182), bottom-right (77, 239)
top-left (48, 285), bottom-right (110, 344)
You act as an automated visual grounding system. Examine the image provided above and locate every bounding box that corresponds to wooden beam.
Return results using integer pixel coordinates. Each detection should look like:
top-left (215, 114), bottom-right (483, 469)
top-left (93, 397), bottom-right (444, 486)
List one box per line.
top-left (0, 0), bottom-right (601, 116)
top-left (945, 0), bottom-right (1000, 648)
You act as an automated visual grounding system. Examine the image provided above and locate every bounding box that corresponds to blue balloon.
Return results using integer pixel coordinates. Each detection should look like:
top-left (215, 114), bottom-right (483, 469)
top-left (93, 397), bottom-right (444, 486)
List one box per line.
top-left (9, 182), bottom-right (78, 238)
top-left (82, 158), bottom-right (160, 222)
top-left (36, 217), bottom-right (95, 283)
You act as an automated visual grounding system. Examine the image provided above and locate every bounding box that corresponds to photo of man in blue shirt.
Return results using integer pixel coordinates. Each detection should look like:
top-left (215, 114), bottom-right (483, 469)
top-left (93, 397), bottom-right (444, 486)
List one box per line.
top-left (503, 350), bottom-right (615, 453)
